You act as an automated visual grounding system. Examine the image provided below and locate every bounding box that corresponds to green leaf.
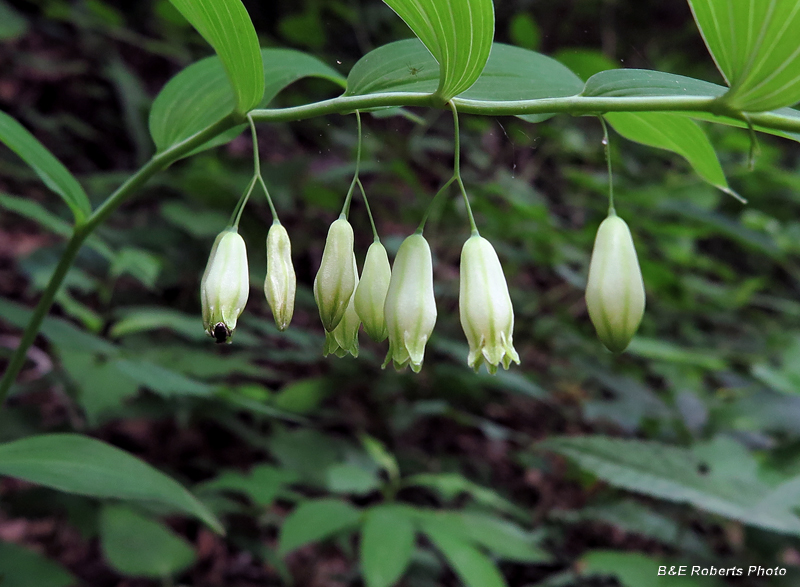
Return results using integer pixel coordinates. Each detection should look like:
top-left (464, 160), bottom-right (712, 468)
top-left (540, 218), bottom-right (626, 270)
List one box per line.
top-left (461, 44), bottom-right (583, 102)
top-left (382, 0), bottom-right (494, 100)
top-left (0, 0), bottom-right (28, 41)
top-left (541, 435), bottom-right (800, 535)
top-left (604, 112), bottom-right (734, 197)
top-left (624, 337), bottom-right (727, 370)
top-left (278, 498), bottom-right (362, 555)
top-left (583, 69), bottom-right (726, 99)
top-left (198, 464), bottom-right (298, 506)
top-left (554, 48), bottom-right (619, 82)
top-left (113, 358), bottom-right (216, 397)
top-left (688, 0), bottom-right (800, 111)
top-left (421, 521), bottom-right (508, 587)
top-left (345, 39), bottom-right (439, 96)
top-left (0, 433), bottom-right (223, 533)
top-left (0, 542), bottom-right (77, 587)
top-left (360, 505), bottom-right (416, 587)
top-left (326, 463), bottom-right (381, 495)
top-left (457, 513), bottom-right (550, 563)
top-left (167, 0), bottom-right (263, 114)
top-left (460, 43), bottom-right (583, 123)
top-left (0, 110), bottom-right (91, 222)
top-left (150, 49), bottom-right (345, 152)
top-left (346, 40), bottom-right (582, 122)
top-left (100, 505), bottom-right (196, 578)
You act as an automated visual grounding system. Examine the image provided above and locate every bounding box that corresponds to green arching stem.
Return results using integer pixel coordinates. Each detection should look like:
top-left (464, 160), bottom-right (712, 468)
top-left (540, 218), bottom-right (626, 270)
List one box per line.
top-left (742, 114), bottom-right (761, 171)
top-left (357, 178), bottom-right (379, 241)
top-left (449, 102), bottom-right (479, 235)
top-left (340, 110), bottom-right (363, 218)
top-left (598, 116), bottom-right (615, 214)
top-left (5, 86), bottom-right (800, 404)
top-left (248, 114), bottom-right (279, 221)
top-left (0, 113), bottom-right (239, 403)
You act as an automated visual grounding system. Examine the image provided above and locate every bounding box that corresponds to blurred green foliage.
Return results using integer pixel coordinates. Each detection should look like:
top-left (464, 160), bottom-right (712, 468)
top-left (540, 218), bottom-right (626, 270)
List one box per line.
top-left (2, 0), bottom-right (800, 585)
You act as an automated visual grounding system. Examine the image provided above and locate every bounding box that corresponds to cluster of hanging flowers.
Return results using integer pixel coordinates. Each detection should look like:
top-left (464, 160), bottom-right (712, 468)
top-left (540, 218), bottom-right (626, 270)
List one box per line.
top-left (199, 111), bottom-right (646, 367)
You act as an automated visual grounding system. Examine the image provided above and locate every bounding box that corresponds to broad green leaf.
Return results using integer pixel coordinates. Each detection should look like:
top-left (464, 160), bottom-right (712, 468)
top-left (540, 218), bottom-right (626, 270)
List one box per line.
top-left (457, 512), bottom-right (550, 563)
top-left (0, 433), bottom-right (223, 533)
top-left (404, 473), bottom-right (528, 520)
top-left (360, 505), bottom-right (416, 587)
top-left (625, 337), bottom-right (727, 370)
top-left (0, 542), bottom-right (77, 587)
top-left (382, 0), bottom-right (494, 100)
top-left (273, 377), bottom-right (330, 414)
top-left (113, 358), bottom-right (216, 397)
top-left (345, 39), bottom-right (439, 96)
top-left (150, 49), bottom-right (345, 152)
top-left (421, 521), bottom-right (508, 587)
top-left (167, 0), bottom-right (263, 113)
top-left (542, 435), bottom-right (800, 535)
top-left (279, 498), bottom-right (362, 555)
top-left (580, 551), bottom-right (722, 587)
top-left (110, 307), bottom-right (207, 340)
top-left (198, 464), bottom-right (298, 506)
top-left (554, 48), bottom-right (619, 81)
top-left (0, 0), bottom-right (28, 41)
top-left (100, 505), bottom-right (196, 578)
top-left (347, 40), bottom-right (582, 123)
top-left (688, 0), bottom-right (800, 111)
top-left (604, 112), bottom-right (733, 197)
top-left (418, 510), bottom-right (549, 563)
top-left (583, 69), bottom-right (726, 99)
top-left (0, 110), bottom-right (91, 222)
top-left (326, 463), bottom-right (381, 495)
top-left (460, 43), bottom-right (583, 123)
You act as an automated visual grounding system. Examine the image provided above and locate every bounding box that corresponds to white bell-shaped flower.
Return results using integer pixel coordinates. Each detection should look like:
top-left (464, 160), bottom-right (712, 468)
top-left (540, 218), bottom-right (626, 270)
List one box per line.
top-left (324, 254), bottom-right (361, 358)
top-left (382, 234), bottom-right (437, 373)
top-left (585, 211), bottom-right (645, 352)
top-left (264, 221), bottom-right (296, 331)
top-left (314, 216), bottom-right (356, 332)
top-left (201, 228), bottom-right (249, 343)
top-left (459, 234), bottom-right (520, 374)
top-left (354, 240), bottom-right (391, 342)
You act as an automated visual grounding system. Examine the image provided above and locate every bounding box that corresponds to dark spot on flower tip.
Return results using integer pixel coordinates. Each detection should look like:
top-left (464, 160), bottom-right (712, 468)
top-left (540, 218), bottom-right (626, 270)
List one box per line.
top-left (213, 322), bottom-right (230, 344)
top-left (697, 462), bottom-right (710, 475)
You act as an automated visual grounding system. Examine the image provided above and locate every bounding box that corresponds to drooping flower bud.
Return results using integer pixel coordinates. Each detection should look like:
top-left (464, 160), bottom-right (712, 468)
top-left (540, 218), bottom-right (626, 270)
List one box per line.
top-left (324, 254), bottom-right (361, 358)
top-left (585, 210), bottom-right (645, 353)
top-left (354, 240), bottom-right (391, 342)
top-left (382, 234), bottom-right (437, 373)
top-left (201, 228), bottom-right (249, 343)
top-left (264, 221), bottom-right (296, 331)
top-left (314, 216), bottom-right (356, 332)
top-left (459, 234), bottom-right (520, 374)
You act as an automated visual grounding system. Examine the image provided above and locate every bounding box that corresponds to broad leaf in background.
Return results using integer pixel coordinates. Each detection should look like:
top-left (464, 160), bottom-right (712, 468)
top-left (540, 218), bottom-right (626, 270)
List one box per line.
top-left (688, 0), bottom-right (800, 111)
top-left (167, 0), bottom-right (264, 114)
top-left (345, 39), bottom-right (439, 96)
top-left (458, 43), bottom-right (584, 123)
top-left (0, 434), bottom-right (223, 533)
top-left (604, 112), bottom-right (735, 198)
top-left (422, 520), bottom-right (508, 587)
top-left (278, 498), bottom-right (362, 555)
top-left (0, 542), bottom-right (77, 587)
top-left (382, 0), bottom-right (494, 100)
top-left (198, 464), bottom-right (299, 507)
top-left (583, 69), bottom-right (726, 100)
top-left (0, 110), bottom-right (91, 222)
top-left (100, 505), bottom-right (196, 578)
top-left (360, 506), bottom-right (416, 587)
top-left (542, 435), bottom-right (800, 535)
top-left (150, 49), bottom-right (345, 152)
top-left (0, 0), bottom-right (28, 41)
